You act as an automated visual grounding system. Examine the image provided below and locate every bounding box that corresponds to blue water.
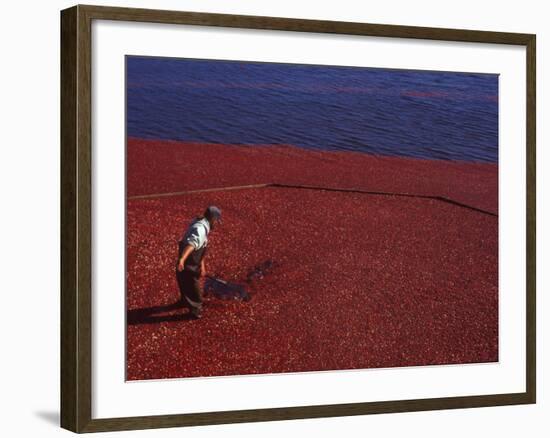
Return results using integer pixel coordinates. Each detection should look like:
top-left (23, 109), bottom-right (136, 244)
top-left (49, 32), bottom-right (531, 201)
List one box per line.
top-left (127, 56), bottom-right (498, 163)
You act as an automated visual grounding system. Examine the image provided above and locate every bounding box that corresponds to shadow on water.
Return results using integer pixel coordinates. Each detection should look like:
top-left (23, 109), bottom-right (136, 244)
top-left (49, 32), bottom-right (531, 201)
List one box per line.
top-left (246, 259), bottom-right (278, 283)
top-left (128, 260), bottom-right (280, 324)
top-left (204, 277), bottom-right (251, 301)
top-left (127, 301), bottom-right (195, 325)
top-left (205, 259), bottom-right (280, 302)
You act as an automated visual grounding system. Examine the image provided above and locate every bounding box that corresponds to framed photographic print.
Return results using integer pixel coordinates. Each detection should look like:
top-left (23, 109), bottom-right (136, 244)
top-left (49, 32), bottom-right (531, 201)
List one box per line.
top-left (60, 4), bottom-right (536, 433)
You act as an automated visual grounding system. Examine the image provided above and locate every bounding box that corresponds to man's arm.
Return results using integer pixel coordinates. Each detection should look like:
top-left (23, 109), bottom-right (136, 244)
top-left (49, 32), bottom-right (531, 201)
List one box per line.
top-left (177, 244), bottom-right (195, 272)
top-left (199, 256), bottom-right (206, 277)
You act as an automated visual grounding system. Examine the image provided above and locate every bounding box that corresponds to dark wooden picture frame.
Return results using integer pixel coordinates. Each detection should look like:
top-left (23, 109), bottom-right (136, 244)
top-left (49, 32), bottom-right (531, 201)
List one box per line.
top-left (61, 4), bottom-right (536, 433)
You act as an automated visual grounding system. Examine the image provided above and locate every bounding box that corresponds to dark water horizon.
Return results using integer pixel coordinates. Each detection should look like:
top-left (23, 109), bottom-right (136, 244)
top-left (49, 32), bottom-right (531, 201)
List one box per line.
top-left (127, 56), bottom-right (499, 163)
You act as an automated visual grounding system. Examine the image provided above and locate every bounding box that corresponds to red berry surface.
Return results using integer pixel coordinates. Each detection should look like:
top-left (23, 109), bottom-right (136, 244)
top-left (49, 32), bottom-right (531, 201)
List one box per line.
top-left (126, 138), bottom-right (498, 380)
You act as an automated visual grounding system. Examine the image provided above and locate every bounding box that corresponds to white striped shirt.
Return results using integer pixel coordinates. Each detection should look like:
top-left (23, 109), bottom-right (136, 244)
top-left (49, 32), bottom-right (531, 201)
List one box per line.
top-left (182, 217), bottom-right (210, 250)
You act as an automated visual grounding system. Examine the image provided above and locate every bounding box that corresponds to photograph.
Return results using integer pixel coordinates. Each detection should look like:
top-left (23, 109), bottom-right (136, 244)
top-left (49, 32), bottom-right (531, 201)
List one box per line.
top-left (125, 55), bottom-right (499, 381)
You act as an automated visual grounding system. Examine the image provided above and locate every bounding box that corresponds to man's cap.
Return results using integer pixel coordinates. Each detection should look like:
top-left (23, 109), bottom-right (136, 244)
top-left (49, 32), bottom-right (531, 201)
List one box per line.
top-left (205, 205), bottom-right (222, 222)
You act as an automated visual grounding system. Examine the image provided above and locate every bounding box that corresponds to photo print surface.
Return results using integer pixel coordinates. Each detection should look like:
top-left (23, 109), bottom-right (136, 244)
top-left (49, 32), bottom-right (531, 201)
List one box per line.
top-left (126, 56), bottom-right (498, 381)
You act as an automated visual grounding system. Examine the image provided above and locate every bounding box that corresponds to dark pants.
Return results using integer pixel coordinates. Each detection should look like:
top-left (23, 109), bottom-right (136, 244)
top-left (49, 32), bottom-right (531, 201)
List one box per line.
top-left (176, 269), bottom-right (203, 314)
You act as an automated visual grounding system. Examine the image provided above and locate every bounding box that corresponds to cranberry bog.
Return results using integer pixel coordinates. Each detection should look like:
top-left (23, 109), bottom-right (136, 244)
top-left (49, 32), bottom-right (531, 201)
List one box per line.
top-left (126, 138), bottom-right (498, 380)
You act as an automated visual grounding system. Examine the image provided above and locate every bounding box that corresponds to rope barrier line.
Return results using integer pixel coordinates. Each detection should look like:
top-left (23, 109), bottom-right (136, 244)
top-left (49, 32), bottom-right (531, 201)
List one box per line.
top-left (127, 183), bottom-right (272, 200)
top-left (270, 183), bottom-right (498, 217)
top-left (128, 182), bottom-right (497, 217)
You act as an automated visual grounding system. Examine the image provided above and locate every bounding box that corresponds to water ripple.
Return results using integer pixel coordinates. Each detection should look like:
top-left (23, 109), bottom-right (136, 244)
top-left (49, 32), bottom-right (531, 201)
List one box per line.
top-left (127, 57), bottom-right (498, 163)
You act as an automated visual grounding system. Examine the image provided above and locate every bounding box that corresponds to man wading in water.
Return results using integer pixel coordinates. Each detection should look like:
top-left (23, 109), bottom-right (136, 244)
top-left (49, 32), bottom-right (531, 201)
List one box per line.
top-left (176, 205), bottom-right (222, 319)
